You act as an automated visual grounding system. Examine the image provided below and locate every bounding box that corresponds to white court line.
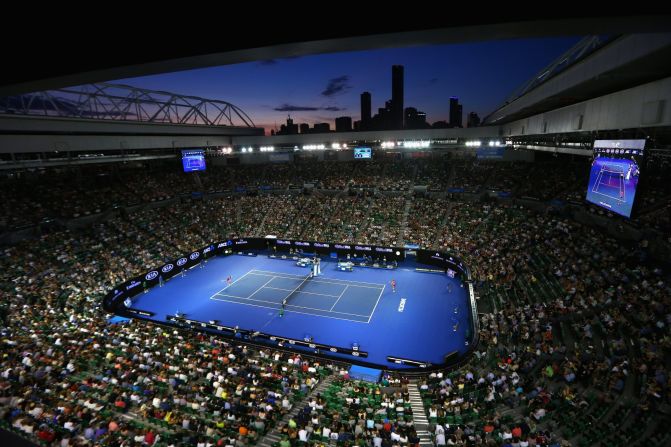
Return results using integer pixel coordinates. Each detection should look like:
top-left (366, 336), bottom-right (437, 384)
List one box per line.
top-left (246, 276), bottom-right (277, 300)
top-left (213, 293), bottom-right (368, 317)
top-left (329, 285), bottom-right (349, 311)
top-left (251, 269), bottom-right (385, 287)
top-left (367, 284), bottom-right (386, 323)
top-left (591, 189), bottom-right (626, 203)
top-left (265, 286), bottom-right (341, 298)
top-left (208, 270), bottom-right (254, 300)
top-left (210, 295), bottom-right (370, 322)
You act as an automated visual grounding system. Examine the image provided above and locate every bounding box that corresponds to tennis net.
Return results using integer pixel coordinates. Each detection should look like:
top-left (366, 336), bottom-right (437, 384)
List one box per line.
top-left (282, 273), bottom-right (312, 306)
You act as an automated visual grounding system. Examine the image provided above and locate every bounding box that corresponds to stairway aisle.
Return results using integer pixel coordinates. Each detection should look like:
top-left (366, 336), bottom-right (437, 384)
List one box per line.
top-left (258, 375), bottom-right (335, 447)
top-left (408, 379), bottom-right (433, 447)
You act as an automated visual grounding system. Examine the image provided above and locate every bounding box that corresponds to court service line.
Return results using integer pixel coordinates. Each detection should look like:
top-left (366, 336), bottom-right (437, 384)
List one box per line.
top-left (246, 276), bottom-right (277, 300)
top-left (329, 285), bottom-right (349, 311)
top-left (367, 284), bottom-right (386, 323)
top-left (250, 269), bottom-right (385, 287)
top-left (264, 286), bottom-right (341, 298)
top-left (210, 296), bottom-right (370, 322)
top-left (212, 293), bottom-right (369, 317)
top-left (249, 270), bottom-right (383, 290)
top-left (209, 270), bottom-right (254, 300)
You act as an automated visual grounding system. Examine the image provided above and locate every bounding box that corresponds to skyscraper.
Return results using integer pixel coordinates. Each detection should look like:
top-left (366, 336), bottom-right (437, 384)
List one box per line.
top-left (335, 116), bottom-right (352, 132)
top-left (467, 112), bottom-right (481, 127)
top-left (360, 92), bottom-right (371, 130)
top-left (449, 97), bottom-right (462, 128)
top-left (392, 65), bottom-right (404, 130)
top-left (404, 107), bottom-right (429, 129)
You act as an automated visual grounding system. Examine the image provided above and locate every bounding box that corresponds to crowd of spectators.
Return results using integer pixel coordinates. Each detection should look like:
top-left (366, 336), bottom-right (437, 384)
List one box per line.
top-left (2, 155), bottom-right (669, 234)
top-left (1, 155), bottom-right (670, 446)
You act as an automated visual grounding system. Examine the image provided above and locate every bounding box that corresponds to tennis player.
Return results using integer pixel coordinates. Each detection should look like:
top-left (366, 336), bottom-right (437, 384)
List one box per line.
top-left (391, 279), bottom-right (397, 292)
top-left (280, 299), bottom-right (287, 317)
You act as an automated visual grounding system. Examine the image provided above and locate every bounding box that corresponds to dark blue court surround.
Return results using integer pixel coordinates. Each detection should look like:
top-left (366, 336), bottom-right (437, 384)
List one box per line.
top-left (123, 254), bottom-right (470, 370)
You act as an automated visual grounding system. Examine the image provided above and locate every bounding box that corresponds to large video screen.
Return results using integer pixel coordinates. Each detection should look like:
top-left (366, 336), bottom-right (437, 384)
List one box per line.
top-left (354, 147), bottom-right (372, 159)
top-left (476, 147), bottom-right (505, 160)
top-left (585, 139), bottom-right (645, 218)
top-left (181, 149), bottom-right (206, 172)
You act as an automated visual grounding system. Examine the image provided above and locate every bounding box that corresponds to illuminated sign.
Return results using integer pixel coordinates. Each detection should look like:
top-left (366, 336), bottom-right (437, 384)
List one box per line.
top-left (314, 243), bottom-right (330, 248)
top-left (277, 240), bottom-right (291, 245)
top-left (161, 264), bottom-right (174, 273)
top-left (295, 241), bottom-right (310, 247)
top-left (126, 280), bottom-right (141, 291)
top-left (145, 271), bottom-right (159, 281)
top-left (334, 244), bottom-right (351, 250)
top-left (235, 239), bottom-right (248, 245)
top-left (354, 245), bottom-right (372, 251)
top-left (176, 257), bottom-right (188, 267)
top-left (189, 252), bottom-right (200, 261)
top-left (374, 247), bottom-right (393, 253)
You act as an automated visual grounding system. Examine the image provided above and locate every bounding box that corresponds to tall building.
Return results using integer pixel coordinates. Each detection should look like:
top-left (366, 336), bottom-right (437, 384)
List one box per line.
top-left (335, 116), bottom-right (352, 132)
top-left (449, 97), bottom-right (462, 128)
top-left (313, 123), bottom-right (330, 133)
top-left (299, 123), bottom-right (310, 134)
top-left (278, 115), bottom-right (298, 135)
top-left (404, 107), bottom-right (429, 129)
top-left (360, 92), bottom-right (371, 130)
top-left (391, 65), bottom-right (404, 129)
top-left (467, 112), bottom-right (481, 127)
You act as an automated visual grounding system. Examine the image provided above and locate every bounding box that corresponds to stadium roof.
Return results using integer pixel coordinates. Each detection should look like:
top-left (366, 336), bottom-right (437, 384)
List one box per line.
top-left (2, 14), bottom-right (669, 97)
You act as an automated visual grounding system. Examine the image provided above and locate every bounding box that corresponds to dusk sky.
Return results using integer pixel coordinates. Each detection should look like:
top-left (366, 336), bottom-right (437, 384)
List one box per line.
top-left (114, 36), bottom-right (582, 134)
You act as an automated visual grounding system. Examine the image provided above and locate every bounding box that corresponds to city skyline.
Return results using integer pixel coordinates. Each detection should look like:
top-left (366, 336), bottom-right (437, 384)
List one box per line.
top-left (112, 36), bottom-right (583, 135)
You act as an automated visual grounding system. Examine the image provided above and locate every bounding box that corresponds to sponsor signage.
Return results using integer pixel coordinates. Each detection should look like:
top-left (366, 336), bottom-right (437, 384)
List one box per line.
top-left (126, 280), bottom-right (141, 291)
top-left (386, 356), bottom-right (430, 368)
top-left (375, 247), bottom-right (393, 253)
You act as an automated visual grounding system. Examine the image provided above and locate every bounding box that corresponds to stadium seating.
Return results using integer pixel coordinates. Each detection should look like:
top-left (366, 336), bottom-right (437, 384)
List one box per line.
top-left (0, 156), bottom-right (669, 446)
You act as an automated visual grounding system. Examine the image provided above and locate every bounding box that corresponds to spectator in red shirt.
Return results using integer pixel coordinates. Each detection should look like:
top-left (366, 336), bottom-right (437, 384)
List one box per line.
top-left (145, 429), bottom-right (156, 445)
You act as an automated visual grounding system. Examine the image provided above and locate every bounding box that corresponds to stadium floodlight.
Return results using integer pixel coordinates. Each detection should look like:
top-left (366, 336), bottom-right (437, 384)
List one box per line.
top-left (303, 144), bottom-right (326, 151)
top-left (401, 140), bottom-right (430, 149)
top-left (381, 141), bottom-right (396, 149)
top-left (331, 143), bottom-right (341, 149)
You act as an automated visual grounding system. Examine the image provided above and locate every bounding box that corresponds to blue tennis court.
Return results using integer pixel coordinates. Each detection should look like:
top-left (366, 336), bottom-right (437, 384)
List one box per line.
top-left (126, 253), bottom-right (473, 370)
top-left (592, 166), bottom-right (625, 201)
top-left (211, 270), bottom-right (384, 323)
